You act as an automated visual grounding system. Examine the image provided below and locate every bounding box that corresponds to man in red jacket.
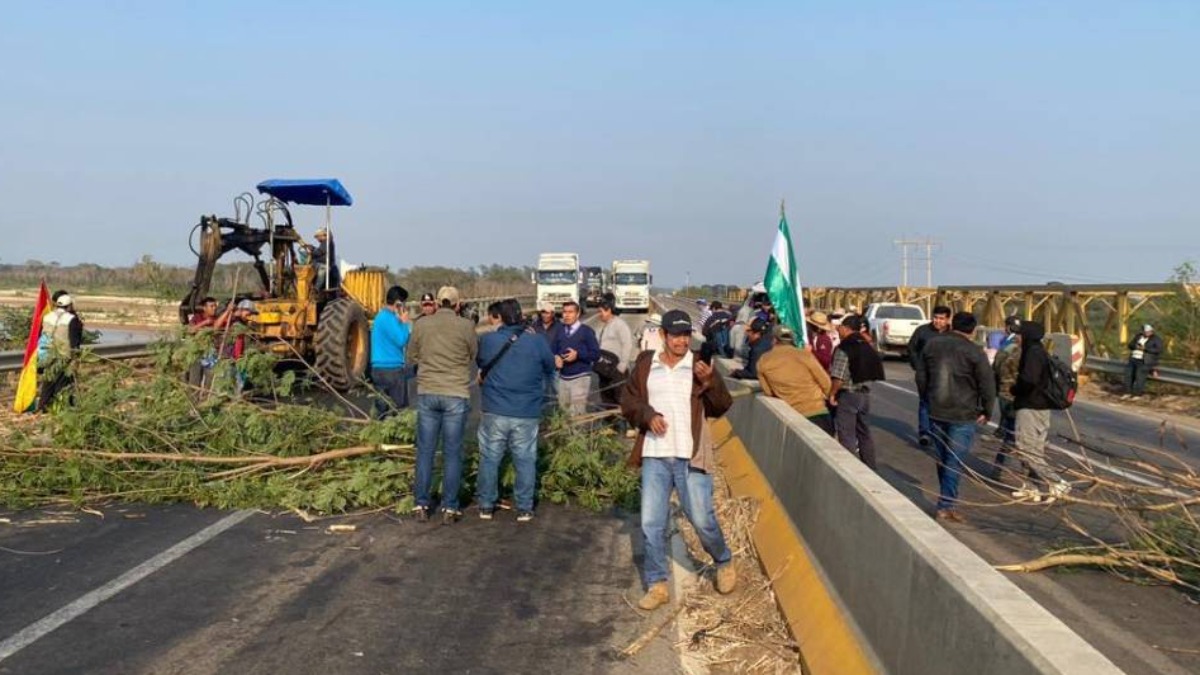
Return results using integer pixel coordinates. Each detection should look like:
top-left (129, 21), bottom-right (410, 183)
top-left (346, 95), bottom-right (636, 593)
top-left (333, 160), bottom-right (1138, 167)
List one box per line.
top-left (622, 310), bottom-right (736, 611)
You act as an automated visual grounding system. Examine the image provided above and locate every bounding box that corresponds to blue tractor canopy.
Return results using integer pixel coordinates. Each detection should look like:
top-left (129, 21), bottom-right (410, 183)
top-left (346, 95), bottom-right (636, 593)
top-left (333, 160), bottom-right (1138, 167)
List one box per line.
top-left (256, 178), bottom-right (353, 206)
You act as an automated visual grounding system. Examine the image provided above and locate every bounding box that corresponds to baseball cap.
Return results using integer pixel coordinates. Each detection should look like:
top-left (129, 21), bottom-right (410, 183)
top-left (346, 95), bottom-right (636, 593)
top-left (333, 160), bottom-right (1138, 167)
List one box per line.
top-left (55, 294), bottom-right (73, 308)
top-left (749, 317), bottom-right (770, 333)
top-left (1004, 315), bottom-right (1022, 331)
top-left (696, 298), bottom-right (708, 305)
top-left (774, 325), bottom-right (795, 343)
top-left (1143, 324), bottom-right (1154, 332)
top-left (538, 301), bottom-right (555, 313)
top-left (420, 292), bottom-right (436, 304)
top-left (235, 299), bottom-right (258, 314)
top-left (646, 313), bottom-right (662, 326)
top-left (436, 286), bottom-right (460, 305)
top-left (660, 310), bottom-right (693, 336)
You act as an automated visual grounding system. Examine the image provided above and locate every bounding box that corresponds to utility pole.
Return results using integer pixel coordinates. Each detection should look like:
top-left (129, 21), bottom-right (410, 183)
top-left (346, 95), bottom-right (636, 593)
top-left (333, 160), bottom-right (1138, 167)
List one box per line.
top-left (893, 237), bottom-right (941, 287)
top-left (685, 271), bottom-right (691, 295)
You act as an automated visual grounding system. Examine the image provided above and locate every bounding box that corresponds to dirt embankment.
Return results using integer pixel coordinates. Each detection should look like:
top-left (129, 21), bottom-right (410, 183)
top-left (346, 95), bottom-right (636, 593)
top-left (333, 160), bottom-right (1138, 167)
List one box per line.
top-left (0, 290), bottom-right (177, 329)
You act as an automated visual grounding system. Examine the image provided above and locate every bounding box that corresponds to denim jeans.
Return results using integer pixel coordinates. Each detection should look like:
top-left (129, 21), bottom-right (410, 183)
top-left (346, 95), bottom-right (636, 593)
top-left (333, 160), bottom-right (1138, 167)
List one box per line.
top-left (371, 366), bottom-right (410, 418)
top-left (640, 457), bottom-right (731, 587)
top-left (931, 419), bottom-right (977, 510)
top-left (476, 413), bottom-right (540, 513)
top-left (414, 394), bottom-right (470, 510)
top-left (918, 395), bottom-right (931, 438)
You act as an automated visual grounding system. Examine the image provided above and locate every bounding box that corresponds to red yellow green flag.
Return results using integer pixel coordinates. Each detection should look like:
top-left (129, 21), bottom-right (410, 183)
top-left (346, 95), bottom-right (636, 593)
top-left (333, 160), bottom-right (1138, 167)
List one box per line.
top-left (13, 282), bottom-right (51, 413)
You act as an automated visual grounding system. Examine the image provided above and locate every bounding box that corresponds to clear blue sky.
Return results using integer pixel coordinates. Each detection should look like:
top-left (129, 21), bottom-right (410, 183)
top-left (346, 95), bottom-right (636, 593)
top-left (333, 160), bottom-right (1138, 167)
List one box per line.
top-left (1, 1), bottom-right (1196, 287)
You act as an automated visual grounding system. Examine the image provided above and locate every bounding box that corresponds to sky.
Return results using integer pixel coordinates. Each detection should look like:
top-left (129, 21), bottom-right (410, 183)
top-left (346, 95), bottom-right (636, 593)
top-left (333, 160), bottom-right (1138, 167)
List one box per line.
top-left (1, 1), bottom-right (1197, 288)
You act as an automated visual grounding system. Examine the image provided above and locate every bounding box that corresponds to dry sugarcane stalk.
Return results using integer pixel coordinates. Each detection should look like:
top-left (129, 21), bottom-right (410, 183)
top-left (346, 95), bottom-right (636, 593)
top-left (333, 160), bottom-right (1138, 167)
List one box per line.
top-left (997, 551), bottom-right (1177, 573)
top-left (16, 444), bottom-right (410, 467)
top-left (619, 600), bottom-right (689, 659)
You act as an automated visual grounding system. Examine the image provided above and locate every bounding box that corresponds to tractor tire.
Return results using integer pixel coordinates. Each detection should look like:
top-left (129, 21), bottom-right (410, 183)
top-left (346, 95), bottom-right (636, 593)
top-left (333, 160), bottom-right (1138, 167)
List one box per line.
top-left (315, 298), bottom-right (370, 391)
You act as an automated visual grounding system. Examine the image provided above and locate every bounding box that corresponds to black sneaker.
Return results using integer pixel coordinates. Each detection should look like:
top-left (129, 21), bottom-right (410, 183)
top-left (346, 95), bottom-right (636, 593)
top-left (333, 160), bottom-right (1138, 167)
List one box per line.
top-left (479, 508), bottom-right (494, 521)
top-left (412, 505), bottom-right (430, 522)
top-left (442, 508), bottom-right (462, 525)
top-left (516, 511), bottom-right (534, 523)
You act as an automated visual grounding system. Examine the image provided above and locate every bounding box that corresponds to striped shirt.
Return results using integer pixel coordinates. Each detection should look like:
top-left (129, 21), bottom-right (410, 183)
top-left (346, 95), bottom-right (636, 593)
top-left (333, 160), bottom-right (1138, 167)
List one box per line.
top-left (641, 350), bottom-right (695, 459)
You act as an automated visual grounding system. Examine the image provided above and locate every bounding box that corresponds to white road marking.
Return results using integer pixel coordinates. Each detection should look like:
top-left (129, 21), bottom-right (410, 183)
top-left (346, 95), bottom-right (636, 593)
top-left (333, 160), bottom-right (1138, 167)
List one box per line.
top-left (873, 380), bottom-right (1186, 492)
top-left (0, 509), bottom-right (255, 663)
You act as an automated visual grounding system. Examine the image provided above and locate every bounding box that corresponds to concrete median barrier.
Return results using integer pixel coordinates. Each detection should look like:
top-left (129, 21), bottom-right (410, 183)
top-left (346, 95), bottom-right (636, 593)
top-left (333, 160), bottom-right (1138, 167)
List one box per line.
top-left (720, 383), bottom-right (1123, 675)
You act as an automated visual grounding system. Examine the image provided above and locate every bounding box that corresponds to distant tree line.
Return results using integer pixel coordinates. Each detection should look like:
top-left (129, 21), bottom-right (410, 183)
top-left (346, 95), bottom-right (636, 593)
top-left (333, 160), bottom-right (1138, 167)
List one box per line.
top-left (0, 257), bottom-right (535, 302)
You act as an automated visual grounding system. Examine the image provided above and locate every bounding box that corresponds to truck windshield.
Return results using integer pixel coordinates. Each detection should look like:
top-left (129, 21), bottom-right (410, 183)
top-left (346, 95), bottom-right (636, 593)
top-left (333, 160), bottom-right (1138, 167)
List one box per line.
top-left (875, 306), bottom-right (924, 320)
top-left (613, 273), bottom-right (648, 285)
top-left (537, 270), bottom-right (577, 285)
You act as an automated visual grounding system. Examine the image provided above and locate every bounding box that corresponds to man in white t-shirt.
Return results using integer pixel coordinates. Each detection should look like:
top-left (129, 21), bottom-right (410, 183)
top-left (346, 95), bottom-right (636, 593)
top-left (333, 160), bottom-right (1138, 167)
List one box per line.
top-left (621, 309), bottom-right (736, 610)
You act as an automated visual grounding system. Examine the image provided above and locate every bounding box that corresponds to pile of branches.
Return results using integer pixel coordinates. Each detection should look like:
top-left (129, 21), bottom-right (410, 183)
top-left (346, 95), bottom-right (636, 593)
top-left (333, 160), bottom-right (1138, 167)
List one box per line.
top-left (0, 336), bottom-right (639, 516)
top-left (983, 423), bottom-right (1200, 594)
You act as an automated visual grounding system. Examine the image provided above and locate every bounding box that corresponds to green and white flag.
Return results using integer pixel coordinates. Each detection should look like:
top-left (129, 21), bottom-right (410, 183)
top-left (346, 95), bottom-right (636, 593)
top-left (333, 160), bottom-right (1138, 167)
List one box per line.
top-left (763, 205), bottom-right (808, 344)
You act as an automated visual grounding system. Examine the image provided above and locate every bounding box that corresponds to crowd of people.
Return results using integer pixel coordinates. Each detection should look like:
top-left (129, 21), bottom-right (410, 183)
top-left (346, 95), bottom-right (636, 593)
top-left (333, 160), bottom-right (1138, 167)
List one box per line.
top-left (725, 296), bottom-right (1090, 524)
top-left (365, 290), bottom-right (738, 610)
top-left (30, 283), bottom-right (1174, 612)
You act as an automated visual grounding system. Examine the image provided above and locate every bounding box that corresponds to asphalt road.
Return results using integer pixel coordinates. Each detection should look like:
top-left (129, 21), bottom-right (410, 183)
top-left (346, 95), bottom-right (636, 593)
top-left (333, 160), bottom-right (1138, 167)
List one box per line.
top-left (866, 363), bottom-right (1200, 675)
top-left (0, 310), bottom-right (685, 675)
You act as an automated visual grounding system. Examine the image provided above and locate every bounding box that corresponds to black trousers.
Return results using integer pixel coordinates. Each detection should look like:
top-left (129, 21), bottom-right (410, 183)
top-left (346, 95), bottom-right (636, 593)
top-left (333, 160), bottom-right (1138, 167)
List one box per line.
top-left (835, 390), bottom-right (876, 470)
top-left (38, 370), bottom-right (74, 411)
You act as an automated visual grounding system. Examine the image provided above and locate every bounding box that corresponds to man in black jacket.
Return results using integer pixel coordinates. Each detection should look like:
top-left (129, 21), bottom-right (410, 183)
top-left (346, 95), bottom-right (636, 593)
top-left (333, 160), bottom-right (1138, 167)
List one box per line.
top-left (1011, 321), bottom-right (1071, 500)
top-left (829, 315), bottom-right (886, 469)
top-left (907, 305), bottom-right (951, 446)
top-left (1124, 324), bottom-right (1163, 398)
top-left (916, 312), bottom-right (995, 522)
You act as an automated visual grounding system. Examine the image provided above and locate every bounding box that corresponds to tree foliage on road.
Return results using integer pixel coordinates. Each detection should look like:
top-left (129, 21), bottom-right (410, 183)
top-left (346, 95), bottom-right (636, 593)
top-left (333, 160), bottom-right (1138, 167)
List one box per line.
top-left (0, 336), bottom-right (635, 514)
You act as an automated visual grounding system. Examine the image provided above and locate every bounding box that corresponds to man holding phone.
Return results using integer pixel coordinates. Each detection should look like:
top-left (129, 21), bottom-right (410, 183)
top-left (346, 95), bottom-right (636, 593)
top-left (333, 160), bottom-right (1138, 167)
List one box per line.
top-left (552, 300), bottom-right (599, 416)
top-left (370, 285), bottom-right (412, 417)
top-left (621, 309), bottom-right (737, 610)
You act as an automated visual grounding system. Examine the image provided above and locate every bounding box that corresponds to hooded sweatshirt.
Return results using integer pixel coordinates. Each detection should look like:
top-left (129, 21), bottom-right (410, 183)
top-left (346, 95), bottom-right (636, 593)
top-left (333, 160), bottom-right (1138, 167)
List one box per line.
top-left (1012, 321), bottom-right (1054, 410)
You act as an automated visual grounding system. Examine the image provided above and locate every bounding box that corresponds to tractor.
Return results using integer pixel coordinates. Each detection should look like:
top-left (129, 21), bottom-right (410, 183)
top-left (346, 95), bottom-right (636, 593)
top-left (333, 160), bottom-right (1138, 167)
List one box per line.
top-left (179, 179), bottom-right (386, 391)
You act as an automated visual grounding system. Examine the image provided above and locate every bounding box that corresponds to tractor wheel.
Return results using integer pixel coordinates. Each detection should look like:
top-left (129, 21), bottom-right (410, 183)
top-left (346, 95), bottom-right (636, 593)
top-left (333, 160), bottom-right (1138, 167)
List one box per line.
top-left (315, 298), bottom-right (370, 391)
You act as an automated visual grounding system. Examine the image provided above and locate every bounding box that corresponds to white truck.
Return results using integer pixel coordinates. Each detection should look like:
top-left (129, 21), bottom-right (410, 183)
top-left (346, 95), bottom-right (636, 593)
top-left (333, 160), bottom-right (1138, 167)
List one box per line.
top-left (610, 259), bottom-right (652, 313)
top-left (534, 252), bottom-right (582, 313)
top-left (864, 303), bottom-right (928, 358)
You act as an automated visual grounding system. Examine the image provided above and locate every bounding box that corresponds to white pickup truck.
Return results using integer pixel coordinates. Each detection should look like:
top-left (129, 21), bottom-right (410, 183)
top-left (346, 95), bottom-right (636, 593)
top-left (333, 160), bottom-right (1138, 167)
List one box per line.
top-left (864, 303), bottom-right (928, 358)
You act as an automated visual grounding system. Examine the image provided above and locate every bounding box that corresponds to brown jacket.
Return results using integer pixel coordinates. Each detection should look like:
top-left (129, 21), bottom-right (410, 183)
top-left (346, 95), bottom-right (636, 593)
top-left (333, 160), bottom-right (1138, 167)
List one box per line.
top-left (621, 350), bottom-right (732, 472)
top-left (757, 343), bottom-right (832, 417)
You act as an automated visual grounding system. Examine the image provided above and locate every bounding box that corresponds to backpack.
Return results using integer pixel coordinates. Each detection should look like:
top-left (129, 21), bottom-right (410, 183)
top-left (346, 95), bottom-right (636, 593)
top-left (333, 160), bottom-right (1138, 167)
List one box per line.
top-left (1043, 355), bottom-right (1077, 410)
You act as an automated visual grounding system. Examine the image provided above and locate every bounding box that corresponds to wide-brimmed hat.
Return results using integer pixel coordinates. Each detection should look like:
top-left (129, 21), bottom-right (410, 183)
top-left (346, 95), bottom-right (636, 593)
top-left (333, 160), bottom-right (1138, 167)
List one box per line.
top-left (807, 310), bottom-right (832, 331)
top-left (436, 286), bottom-right (460, 305)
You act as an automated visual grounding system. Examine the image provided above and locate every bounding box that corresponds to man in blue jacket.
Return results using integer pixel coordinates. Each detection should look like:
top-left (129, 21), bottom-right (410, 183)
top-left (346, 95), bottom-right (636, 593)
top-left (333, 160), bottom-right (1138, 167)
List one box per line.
top-left (476, 299), bottom-right (557, 522)
top-left (370, 285), bottom-right (412, 418)
top-left (552, 300), bottom-right (599, 416)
